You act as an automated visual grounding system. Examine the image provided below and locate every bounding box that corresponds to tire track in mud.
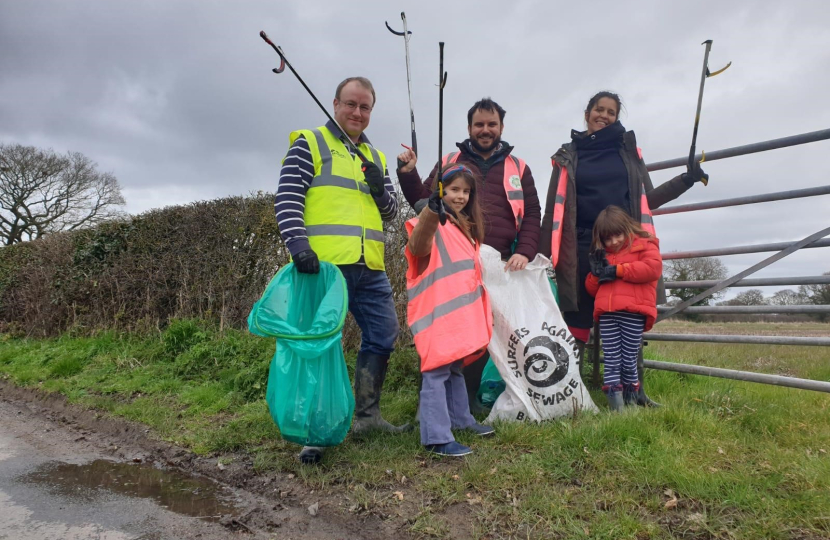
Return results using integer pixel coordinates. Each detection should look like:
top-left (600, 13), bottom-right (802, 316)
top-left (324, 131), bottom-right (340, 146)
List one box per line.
top-left (0, 379), bottom-right (407, 540)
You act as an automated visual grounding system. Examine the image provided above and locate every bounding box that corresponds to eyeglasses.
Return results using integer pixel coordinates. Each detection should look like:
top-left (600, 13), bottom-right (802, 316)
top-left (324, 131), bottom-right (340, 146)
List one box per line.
top-left (339, 100), bottom-right (373, 114)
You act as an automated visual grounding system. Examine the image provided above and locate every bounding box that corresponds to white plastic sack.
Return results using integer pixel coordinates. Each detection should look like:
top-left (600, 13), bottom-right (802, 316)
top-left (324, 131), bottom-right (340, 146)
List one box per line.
top-left (480, 245), bottom-right (598, 422)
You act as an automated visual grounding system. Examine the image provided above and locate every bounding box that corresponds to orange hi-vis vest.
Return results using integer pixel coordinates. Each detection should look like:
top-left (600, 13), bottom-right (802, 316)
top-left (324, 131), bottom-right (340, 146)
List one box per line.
top-left (548, 147), bottom-right (656, 268)
top-left (405, 217), bottom-right (493, 372)
top-left (442, 152), bottom-right (526, 231)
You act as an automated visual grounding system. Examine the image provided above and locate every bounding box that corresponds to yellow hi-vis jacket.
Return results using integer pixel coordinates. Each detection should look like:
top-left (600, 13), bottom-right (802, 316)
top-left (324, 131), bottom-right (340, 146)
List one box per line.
top-left (287, 126), bottom-right (388, 270)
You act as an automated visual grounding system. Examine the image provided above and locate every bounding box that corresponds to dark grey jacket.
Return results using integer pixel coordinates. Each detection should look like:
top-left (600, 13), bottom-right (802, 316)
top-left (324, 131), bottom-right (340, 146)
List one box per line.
top-left (540, 129), bottom-right (693, 313)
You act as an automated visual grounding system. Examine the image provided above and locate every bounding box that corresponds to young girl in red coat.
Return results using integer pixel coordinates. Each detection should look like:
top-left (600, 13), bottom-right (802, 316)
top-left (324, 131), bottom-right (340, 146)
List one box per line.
top-left (406, 164), bottom-right (495, 457)
top-left (585, 205), bottom-right (663, 411)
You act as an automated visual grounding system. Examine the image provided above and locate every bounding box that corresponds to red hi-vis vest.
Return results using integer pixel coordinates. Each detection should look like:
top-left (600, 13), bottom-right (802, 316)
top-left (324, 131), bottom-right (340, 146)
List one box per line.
top-left (548, 147), bottom-right (656, 267)
top-left (442, 152), bottom-right (526, 231)
top-left (405, 217), bottom-right (493, 372)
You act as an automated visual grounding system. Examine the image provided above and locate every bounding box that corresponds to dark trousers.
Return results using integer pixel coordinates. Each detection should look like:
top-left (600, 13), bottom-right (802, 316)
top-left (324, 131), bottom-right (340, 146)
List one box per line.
top-left (563, 227), bottom-right (596, 330)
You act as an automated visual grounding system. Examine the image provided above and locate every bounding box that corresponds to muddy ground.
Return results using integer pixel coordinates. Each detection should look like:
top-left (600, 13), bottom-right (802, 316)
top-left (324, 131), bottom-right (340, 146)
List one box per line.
top-left (0, 379), bottom-right (417, 540)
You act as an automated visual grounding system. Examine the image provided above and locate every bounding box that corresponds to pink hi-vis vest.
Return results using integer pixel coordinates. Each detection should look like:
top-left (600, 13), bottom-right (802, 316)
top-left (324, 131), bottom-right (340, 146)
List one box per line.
top-left (548, 147), bottom-right (656, 268)
top-left (405, 217), bottom-right (493, 372)
top-left (442, 152), bottom-right (526, 231)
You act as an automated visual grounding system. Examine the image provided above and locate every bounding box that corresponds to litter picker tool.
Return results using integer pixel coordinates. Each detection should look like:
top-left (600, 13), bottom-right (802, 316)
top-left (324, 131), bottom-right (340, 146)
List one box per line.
top-left (434, 42), bottom-right (448, 226)
top-left (386, 12), bottom-right (418, 156)
top-left (259, 31), bottom-right (370, 164)
top-left (688, 40), bottom-right (731, 186)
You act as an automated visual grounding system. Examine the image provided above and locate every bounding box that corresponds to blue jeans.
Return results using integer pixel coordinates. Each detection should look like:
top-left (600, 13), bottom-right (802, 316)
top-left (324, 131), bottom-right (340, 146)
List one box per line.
top-left (338, 264), bottom-right (399, 356)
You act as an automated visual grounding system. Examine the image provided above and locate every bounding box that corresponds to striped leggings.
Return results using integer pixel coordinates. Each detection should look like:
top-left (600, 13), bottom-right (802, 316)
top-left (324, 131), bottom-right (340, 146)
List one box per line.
top-left (599, 311), bottom-right (646, 388)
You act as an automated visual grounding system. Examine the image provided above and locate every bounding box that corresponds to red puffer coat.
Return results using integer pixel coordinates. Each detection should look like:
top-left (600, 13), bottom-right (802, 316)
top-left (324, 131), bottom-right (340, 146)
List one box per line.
top-left (585, 236), bottom-right (662, 331)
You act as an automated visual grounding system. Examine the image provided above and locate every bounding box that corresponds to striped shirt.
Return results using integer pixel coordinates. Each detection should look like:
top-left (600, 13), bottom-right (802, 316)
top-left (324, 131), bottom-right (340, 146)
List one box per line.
top-left (275, 122), bottom-right (398, 258)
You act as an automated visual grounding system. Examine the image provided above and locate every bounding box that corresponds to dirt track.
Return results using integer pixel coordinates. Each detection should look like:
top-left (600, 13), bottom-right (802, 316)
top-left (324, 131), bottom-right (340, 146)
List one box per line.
top-left (0, 380), bottom-right (401, 540)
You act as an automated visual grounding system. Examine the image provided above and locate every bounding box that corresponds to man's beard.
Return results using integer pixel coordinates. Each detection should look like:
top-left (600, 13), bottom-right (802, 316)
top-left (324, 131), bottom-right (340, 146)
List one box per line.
top-left (469, 135), bottom-right (501, 155)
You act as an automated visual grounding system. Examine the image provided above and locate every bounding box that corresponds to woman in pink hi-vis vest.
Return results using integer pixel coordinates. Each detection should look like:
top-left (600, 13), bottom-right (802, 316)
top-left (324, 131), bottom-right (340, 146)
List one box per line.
top-left (540, 91), bottom-right (707, 408)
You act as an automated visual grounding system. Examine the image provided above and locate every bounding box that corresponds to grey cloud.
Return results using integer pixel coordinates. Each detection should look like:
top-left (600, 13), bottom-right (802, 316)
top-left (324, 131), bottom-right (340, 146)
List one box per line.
top-left (1, 0), bottom-right (828, 297)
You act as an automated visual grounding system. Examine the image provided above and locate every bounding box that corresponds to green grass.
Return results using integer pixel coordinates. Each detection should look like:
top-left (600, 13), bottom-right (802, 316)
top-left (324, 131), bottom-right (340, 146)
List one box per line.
top-left (1, 319), bottom-right (829, 539)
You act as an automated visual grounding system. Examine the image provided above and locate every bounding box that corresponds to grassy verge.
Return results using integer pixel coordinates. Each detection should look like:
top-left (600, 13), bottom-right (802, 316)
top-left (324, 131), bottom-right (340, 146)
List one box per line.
top-left (1, 319), bottom-right (829, 539)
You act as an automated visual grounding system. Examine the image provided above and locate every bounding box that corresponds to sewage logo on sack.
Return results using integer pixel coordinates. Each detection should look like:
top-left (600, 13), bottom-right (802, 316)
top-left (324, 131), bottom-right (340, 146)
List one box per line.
top-left (523, 335), bottom-right (569, 388)
top-left (480, 245), bottom-right (598, 422)
top-left (504, 322), bottom-right (586, 413)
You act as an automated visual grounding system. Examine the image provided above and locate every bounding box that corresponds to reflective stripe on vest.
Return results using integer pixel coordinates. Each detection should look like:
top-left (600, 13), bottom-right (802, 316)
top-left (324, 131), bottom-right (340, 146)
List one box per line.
top-left (405, 218), bottom-right (492, 372)
top-left (442, 151), bottom-right (525, 230)
top-left (548, 165), bottom-right (569, 268)
top-left (287, 126), bottom-right (387, 270)
top-left (638, 184), bottom-right (656, 236)
top-left (636, 148), bottom-right (656, 236)
top-left (548, 147), bottom-right (657, 267)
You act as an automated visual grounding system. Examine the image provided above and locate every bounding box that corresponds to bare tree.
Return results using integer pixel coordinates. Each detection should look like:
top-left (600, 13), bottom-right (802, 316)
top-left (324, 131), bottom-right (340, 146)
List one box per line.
top-left (798, 270), bottom-right (830, 321)
top-left (720, 288), bottom-right (767, 306)
top-left (769, 289), bottom-right (807, 306)
top-left (798, 271), bottom-right (830, 306)
top-left (0, 143), bottom-right (126, 245)
top-left (663, 257), bottom-right (729, 306)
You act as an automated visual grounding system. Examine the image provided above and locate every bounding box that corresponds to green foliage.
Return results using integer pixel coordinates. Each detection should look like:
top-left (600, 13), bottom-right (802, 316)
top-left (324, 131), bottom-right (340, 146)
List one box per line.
top-left (71, 221), bottom-right (133, 271)
top-left (48, 355), bottom-right (87, 377)
top-left (163, 319), bottom-right (211, 357)
top-left (1, 320), bottom-right (829, 539)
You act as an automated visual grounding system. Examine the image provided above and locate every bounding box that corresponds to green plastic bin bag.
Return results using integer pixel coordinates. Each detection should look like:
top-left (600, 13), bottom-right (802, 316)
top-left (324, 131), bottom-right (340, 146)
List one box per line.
top-left (248, 261), bottom-right (353, 447)
top-left (477, 358), bottom-right (506, 407)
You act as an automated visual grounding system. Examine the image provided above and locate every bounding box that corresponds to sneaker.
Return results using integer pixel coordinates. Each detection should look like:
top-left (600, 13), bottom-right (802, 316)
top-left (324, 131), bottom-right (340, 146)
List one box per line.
top-left (298, 446), bottom-right (323, 465)
top-left (465, 423), bottom-right (495, 437)
top-left (425, 441), bottom-right (472, 457)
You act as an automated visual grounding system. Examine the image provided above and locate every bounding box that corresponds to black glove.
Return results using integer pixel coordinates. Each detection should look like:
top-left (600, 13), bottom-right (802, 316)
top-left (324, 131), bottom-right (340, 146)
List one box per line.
top-left (412, 198), bottom-right (428, 214)
top-left (427, 190), bottom-right (443, 214)
top-left (361, 161), bottom-right (386, 196)
top-left (589, 248), bottom-right (608, 277)
top-left (682, 160), bottom-right (708, 187)
top-left (598, 264), bottom-right (618, 284)
top-left (412, 191), bottom-right (452, 218)
top-left (293, 249), bottom-right (319, 274)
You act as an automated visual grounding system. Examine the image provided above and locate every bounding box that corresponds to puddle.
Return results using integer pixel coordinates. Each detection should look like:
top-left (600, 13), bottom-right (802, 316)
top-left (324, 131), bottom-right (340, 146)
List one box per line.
top-left (18, 459), bottom-right (240, 521)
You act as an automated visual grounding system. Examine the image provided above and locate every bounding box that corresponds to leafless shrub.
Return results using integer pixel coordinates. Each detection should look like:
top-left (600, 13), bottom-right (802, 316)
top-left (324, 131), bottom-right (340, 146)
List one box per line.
top-left (0, 192), bottom-right (418, 349)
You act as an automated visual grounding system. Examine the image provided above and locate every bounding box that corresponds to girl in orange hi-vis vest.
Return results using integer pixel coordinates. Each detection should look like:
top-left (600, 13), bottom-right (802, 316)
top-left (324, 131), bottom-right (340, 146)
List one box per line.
top-left (584, 206), bottom-right (663, 412)
top-left (405, 165), bottom-right (495, 457)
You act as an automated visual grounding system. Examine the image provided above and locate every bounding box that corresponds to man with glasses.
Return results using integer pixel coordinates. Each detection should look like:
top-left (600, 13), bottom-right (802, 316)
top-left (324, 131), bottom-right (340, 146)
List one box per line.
top-left (276, 77), bottom-right (407, 465)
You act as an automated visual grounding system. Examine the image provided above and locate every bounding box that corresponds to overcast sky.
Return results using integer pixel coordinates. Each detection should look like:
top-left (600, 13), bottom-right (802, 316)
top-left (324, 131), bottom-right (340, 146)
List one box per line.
top-left (1, 0), bottom-right (828, 300)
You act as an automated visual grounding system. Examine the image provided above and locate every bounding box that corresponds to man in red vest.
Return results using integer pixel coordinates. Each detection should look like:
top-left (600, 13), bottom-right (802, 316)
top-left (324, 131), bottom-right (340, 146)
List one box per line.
top-left (397, 97), bottom-right (542, 414)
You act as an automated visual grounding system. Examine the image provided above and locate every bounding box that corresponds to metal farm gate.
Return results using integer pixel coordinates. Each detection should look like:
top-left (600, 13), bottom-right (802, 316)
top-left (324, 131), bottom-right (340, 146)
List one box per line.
top-left (586, 128), bottom-right (830, 393)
